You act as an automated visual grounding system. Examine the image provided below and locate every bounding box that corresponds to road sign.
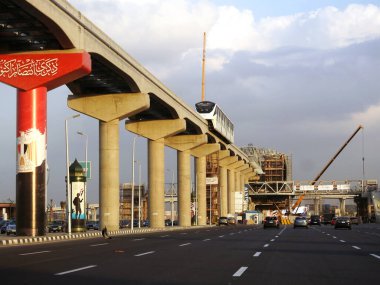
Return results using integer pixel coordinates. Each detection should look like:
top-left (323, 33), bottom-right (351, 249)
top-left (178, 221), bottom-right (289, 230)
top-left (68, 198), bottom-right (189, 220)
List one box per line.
top-left (79, 161), bottom-right (91, 179)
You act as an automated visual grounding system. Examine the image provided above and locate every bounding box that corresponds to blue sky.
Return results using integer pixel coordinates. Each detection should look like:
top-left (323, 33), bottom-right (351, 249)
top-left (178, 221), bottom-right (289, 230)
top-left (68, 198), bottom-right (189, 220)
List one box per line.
top-left (1, 0), bottom-right (380, 205)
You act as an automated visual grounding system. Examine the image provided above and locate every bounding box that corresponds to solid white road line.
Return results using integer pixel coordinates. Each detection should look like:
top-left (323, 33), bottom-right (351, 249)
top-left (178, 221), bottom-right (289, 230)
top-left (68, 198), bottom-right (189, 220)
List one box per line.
top-left (179, 243), bottom-right (191, 247)
top-left (55, 265), bottom-right (97, 276)
top-left (253, 252), bottom-right (261, 257)
top-left (352, 246), bottom-right (361, 250)
top-left (233, 266), bottom-right (248, 277)
top-left (19, 250), bottom-right (51, 256)
top-left (370, 254), bottom-right (380, 260)
top-left (134, 251), bottom-right (155, 257)
top-left (90, 243), bottom-right (108, 247)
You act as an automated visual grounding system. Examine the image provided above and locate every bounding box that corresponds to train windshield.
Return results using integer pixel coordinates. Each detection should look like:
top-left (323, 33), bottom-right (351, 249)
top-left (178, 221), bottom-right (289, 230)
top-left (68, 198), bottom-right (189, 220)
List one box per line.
top-left (195, 101), bottom-right (216, 113)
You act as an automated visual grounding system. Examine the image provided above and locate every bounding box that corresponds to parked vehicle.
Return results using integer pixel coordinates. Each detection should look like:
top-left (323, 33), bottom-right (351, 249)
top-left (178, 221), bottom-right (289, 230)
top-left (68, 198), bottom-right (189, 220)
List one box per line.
top-left (119, 220), bottom-right (130, 229)
top-left (335, 216), bottom-right (351, 230)
top-left (1, 221), bottom-right (11, 234)
top-left (350, 217), bottom-right (359, 225)
top-left (263, 216), bottom-right (279, 229)
top-left (227, 217), bottom-right (236, 225)
top-left (86, 221), bottom-right (99, 230)
top-left (218, 216), bottom-right (229, 226)
top-left (294, 217), bottom-right (308, 229)
top-left (6, 222), bottom-right (16, 235)
top-left (331, 217), bottom-right (337, 226)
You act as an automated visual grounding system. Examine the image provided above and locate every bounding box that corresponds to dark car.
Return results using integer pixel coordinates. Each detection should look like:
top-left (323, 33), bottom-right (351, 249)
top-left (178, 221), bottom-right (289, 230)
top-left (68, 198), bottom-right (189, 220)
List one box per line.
top-left (218, 216), bottom-right (229, 226)
top-left (309, 215), bottom-right (321, 226)
top-left (86, 221), bottom-right (99, 230)
top-left (331, 217), bottom-right (337, 226)
top-left (335, 216), bottom-right (351, 230)
top-left (263, 216), bottom-right (279, 229)
top-left (0, 221), bottom-right (11, 234)
top-left (6, 222), bottom-right (16, 235)
top-left (119, 220), bottom-right (130, 229)
top-left (294, 217), bottom-right (308, 229)
top-left (350, 217), bottom-right (359, 225)
top-left (48, 220), bottom-right (65, 232)
top-left (227, 217), bottom-right (236, 225)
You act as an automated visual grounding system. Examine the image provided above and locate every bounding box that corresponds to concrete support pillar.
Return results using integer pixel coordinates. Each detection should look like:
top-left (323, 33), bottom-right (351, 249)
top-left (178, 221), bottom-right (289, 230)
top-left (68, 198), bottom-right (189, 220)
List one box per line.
top-left (196, 156), bottom-right (207, 226)
top-left (99, 119), bottom-right (120, 231)
top-left (178, 150), bottom-right (191, 227)
top-left (148, 138), bottom-right (165, 228)
top-left (228, 169), bottom-right (235, 215)
top-left (219, 166), bottom-right (228, 217)
top-left (235, 171), bottom-right (241, 213)
top-left (340, 198), bottom-right (346, 216)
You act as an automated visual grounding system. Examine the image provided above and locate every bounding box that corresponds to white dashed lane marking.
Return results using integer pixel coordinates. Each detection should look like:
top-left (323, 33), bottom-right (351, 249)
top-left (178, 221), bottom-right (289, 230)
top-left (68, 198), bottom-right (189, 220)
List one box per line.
top-left (253, 252), bottom-right (261, 257)
top-left (19, 250), bottom-right (51, 256)
top-left (54, 265), bottom-right (97, 276)
top-left (135, 251), bottom-right (155, 257)
top-left (352, 246), bottom-right (361, 250)
top-left (233, 267), bottom-right (248, 277)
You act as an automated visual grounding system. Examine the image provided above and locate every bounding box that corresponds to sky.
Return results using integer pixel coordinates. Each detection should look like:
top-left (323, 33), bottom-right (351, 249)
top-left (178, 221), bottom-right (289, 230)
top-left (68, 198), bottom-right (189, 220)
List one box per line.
top-left (1, 0), bottom-right (380, 205)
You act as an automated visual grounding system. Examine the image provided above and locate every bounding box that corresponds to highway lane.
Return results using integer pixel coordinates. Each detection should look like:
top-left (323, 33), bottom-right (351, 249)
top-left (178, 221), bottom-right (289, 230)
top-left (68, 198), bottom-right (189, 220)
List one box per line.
top-left (0, 224), bottom-right (379, 285)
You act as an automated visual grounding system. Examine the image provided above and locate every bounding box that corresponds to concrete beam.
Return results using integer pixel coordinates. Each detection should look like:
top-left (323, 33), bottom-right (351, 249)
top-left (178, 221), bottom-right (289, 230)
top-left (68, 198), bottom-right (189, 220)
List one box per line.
top-left (191, 143), bottom-right (220, 158)
top-left (241, 167), bottom-right (254, 175)
top-left (236, 164), bottom-right (249, 172)
top-left (219, 156), bottom-right (238, 167)
top-left (226, 160), bottom-right (245, 170)
top-left (218, 150), bottom-right (230, 160)
top-left (68, 93), bottom-right (149, 122)
top-left (126, 119), bottom-right (186, 141)
top-left (165, 134), bottom-right (207, 151)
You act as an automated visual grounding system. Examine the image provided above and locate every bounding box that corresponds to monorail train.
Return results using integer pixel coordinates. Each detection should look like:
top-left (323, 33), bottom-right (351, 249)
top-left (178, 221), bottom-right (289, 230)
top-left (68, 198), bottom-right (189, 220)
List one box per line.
top-left (195, 101), bottom-right (234, 144)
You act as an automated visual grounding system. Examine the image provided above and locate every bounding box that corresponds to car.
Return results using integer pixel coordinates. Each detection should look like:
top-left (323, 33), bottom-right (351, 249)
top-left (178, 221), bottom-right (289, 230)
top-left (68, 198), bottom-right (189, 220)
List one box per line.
top-left (294, 217), bottom-right (308, 228)
top-left (350, 217), bottom-right (359, 225)
top-left (119, 220), bottom-right (130, 229)
top-left (263, 216), bottom-right (280, 229)
top-left (6, 222), bottom-right (16, 235)
top-left (142, 219), bottom-right (150, 227)
top-left (331, 217), bottom-right (337, 226)
top-left (47, 220), bottom-right (65, 232)
top-left (309, 215), bottom-right (321, 226)
top-left (1, 221), bottom-right (11, 234)
top-left (227, 217), bottom-right (236, 225)
top-left (335, 216), bottom-right (351, 230)
top-left (86, 221), bottom-right (99, 230)
top-left (218, 216), bottom-right (229, 226)
top-left (165, 219), bottom-right (173, 226)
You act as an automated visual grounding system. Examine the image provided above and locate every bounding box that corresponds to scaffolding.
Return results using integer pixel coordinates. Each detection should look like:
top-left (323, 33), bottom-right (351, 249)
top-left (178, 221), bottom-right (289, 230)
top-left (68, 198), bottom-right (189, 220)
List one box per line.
top-left (206, 152), bottom-right (219, 224)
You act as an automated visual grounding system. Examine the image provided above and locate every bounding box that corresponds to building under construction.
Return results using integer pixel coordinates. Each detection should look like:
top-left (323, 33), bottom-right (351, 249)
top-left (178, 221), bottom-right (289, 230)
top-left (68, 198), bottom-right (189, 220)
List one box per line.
top-left (240, 145), bottom-right (292, 182)
top-left (241, 145), bottom-right (293, 212)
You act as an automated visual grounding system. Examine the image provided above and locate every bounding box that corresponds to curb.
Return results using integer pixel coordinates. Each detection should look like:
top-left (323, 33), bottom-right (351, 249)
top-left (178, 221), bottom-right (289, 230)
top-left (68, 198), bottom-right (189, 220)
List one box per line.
top-left (0, 225), bottom-right (212, 247)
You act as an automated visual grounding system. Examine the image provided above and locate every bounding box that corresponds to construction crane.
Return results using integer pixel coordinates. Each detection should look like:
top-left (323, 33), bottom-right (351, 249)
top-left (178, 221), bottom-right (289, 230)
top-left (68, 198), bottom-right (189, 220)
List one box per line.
top-left (291, 125), bottom-right (364, 214)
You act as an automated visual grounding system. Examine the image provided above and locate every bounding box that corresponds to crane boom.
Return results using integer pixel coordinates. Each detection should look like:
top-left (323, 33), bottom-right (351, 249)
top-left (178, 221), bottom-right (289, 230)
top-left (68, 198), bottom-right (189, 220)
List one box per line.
top-left (311, 125), bottom-right (363, 185)
top-left (291, 125), bottom-right (364, 214)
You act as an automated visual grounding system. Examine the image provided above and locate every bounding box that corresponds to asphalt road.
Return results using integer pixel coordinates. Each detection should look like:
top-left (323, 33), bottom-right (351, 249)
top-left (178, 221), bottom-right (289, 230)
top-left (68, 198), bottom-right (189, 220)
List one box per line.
top-left (0, 224), bottom-right (379, 285)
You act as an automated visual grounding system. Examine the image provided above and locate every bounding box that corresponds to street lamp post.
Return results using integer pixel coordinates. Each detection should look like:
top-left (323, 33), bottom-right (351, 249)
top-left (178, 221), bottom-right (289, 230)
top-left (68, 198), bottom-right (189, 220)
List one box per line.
top-left (65, 114), bottom-right (80, 234)
top-left (131, 136), bottom-right (137, 230)
top-left (77, 131), bottom-right (88, 220)
top-left (137, 161), bottom-right (142, 228)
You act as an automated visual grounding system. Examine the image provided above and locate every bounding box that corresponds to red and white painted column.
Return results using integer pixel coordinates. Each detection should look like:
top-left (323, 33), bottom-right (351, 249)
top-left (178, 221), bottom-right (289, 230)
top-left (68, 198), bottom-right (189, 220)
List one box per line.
top-left (0, 50), bottom-right (91, 236)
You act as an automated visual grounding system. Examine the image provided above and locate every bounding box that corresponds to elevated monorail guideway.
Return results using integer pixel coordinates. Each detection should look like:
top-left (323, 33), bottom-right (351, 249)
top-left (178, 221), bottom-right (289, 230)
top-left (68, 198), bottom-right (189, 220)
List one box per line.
top-left (0, 0), bottom-right (261, 233)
